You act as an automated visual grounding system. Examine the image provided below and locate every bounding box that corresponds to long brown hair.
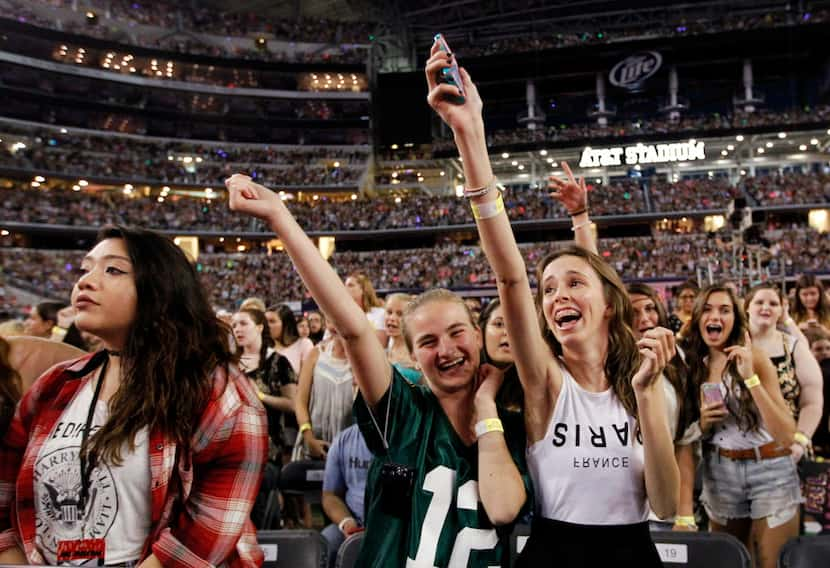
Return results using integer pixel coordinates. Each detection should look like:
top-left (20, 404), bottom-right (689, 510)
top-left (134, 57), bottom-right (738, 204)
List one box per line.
top-left (793, 274), bottom-right (830, 327)
top-left (536, 246), bottom-right (640, 420)
top-left (82, 226), bottom-right (235, 466)
top-left (683, 284), bottom-right (759, 432)
top-left (627, 283), bottom-right (696, 436)
top-left (0, 337), bottom-right (22, 438)
top-left (348, 271), bottom-right (383, 312)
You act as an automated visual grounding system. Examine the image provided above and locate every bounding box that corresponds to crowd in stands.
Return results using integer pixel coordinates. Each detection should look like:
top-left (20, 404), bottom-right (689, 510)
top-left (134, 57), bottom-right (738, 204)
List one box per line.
top-left (744, 172), bottom-right (830, 206)
top-left (0, 126), bottom-right (368, 187)
top-left (446, 8), bottom-right (829, 58)
top-left (2, 223), bottom-right (826, 306)
top-left (3, 170), bottom-right (829, 232)
top-left (433, 106), bottom-right (830, 152)
top-left (650, 177), bottom-right (740, 212)
top-left (4, 0), bottom-right (371, 64)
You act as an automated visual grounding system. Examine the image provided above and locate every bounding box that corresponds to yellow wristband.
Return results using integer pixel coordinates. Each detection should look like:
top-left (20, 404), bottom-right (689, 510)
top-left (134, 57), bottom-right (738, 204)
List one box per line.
top-left (471, 193), bottom-right (505, 220)
top-left (257, 390), bottom-right (265, 401)
top-left (743, 374), bottom-right (761, 389)
top-left (299, 422), bottom-right (312, 434)
top-left (794, 431), bottom-right (811, 448)
top-left (674, 515), bottom-right (696, 525)
top-left (474, 418), bottom-right (504, 438)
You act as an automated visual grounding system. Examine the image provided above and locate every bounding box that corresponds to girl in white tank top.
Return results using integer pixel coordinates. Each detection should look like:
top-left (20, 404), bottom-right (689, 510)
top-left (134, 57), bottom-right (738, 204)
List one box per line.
top-left (425, 66), bottom-right (680, 566)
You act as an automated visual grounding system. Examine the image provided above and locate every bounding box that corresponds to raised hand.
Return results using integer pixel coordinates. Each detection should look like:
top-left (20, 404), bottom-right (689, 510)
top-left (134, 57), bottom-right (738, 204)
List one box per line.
top-left (723, 331), bottom-right (755, 380)
top-left (425, 41), bottom-right (483, 134)
top-left (632, 327), bottom-right (675, 392)
top-left (549, 161), bottom-right (590, 215)
top-left (226, 173), bottom-right (282, 223)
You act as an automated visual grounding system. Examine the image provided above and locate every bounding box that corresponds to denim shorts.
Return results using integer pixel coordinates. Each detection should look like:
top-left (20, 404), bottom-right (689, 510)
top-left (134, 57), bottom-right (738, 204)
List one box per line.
top-left (701, 445), bottom-right (802, 524)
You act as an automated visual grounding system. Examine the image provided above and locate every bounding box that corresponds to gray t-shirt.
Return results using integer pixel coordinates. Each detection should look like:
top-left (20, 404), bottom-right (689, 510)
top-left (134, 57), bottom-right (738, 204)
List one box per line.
top-left (322, 424), bottom-right (372, 523)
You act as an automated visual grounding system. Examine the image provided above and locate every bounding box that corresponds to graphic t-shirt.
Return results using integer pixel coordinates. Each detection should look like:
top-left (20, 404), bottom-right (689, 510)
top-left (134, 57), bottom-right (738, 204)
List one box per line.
top-left (34, 380), bottom-right (151, 565)
top-left (354, 368), bottom-right (530, 567)
top-left (322, 424), bottom-right (373, 524)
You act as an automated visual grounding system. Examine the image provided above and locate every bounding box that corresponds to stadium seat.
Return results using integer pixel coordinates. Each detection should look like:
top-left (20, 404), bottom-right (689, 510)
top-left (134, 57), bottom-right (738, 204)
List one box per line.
top-left (509, 523), bottom-right (531, 566)
top-left (279, 459), bottom-right (326, 504)
top-left (650, 530), bottom-right (751, 567)
top-left (258, 529), bottom-right (327, 568)
top-left (778, 535), bottom-right (830, 568)
top-left (335, 531), bottom-right (364, 568)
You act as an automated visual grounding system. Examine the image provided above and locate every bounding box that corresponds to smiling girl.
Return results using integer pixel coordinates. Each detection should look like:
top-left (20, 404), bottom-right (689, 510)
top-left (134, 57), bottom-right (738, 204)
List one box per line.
top-left (685, 285), bottom-right (797, 568)
top-left (424, 42), bottom-right (678, 565)
top-left (227, 174), bottom-right (531, 567)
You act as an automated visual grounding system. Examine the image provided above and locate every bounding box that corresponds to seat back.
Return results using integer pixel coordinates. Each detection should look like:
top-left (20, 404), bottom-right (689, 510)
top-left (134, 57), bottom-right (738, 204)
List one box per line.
top-left (258, 529), bottom-right (327, 568)
top-left (509, 523), bottom-right (532, 567)
top-left (335, 531), bottom-right (364, 568)
top-left (778, 535), bottom-right (830, 568)
top-left (279, 459), bottom-right (326, 504)
top-left (651, 530), bottom-right (751, 567)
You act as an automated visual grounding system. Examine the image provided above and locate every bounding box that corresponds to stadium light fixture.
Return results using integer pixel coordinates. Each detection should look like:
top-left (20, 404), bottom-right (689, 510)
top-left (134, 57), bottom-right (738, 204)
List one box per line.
top-left (811, 138), bottom-right (819, 145)
top-left (511, 161), bottom-right (518, 166)
top-left (395, 197), bottom-right (402, 204)
top-left (736, 135), bottom-right (744, 142)
top-left (351, 194), bottom-right (358, 200)
top-left (34, 176), bottom-right (45, 183)
top-left (721, 150), bottom-right (728, 156)
top-left (765, 142), bottom-right (773, 148)
top-left (540, 150), bottom-right (548, 156)
top-left (518, 165), bottom-right (525, 170)
top-left (501, 152), bottom-right (509, 159)
top-left (157, 197), bottom-right (164, 203)
top-left (0, 230), bottom-right (8, 236)
top-left (727, 145), bottom-right (734, 151)
top-left (78, 180), bottom-right (88, 187)
top-left (439, 171), bottom-right (445, 176)
top-left (30, 181), bottom-right (40, 188)
top-left (757, 148), bottom-right (765, 154)
top-left (778, 132), bottom-right (787, 139)
top-left (800, 145), bottom-right (808, 151)
top-left (72, 185), bottom-right (80, 191)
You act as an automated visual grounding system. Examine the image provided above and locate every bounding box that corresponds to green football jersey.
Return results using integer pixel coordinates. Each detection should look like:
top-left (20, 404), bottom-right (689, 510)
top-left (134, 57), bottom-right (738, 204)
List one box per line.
top-left (353, 368), bottom-right (530, 568)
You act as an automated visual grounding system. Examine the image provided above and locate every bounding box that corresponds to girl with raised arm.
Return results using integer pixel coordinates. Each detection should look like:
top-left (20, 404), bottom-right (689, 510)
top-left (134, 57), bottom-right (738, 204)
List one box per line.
top-left (227, 174), bottom-right (531, 567)
top-left (425, 41), bottom-right (678, 566)
top-left (685, 285), bottom-right (797, 568)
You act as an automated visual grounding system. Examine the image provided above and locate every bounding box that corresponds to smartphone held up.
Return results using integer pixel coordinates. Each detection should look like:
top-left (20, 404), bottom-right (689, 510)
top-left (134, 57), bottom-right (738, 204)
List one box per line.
top-left (434, 33), bottom-right (466, 105)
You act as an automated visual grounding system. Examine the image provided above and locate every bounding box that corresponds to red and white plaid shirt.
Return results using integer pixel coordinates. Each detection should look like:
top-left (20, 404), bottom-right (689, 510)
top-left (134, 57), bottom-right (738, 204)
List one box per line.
top-left (0, 351), bottom-right (267, 567)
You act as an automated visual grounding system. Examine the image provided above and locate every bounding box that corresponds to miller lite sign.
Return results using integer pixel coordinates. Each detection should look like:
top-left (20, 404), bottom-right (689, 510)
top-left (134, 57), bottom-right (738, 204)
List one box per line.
top-left (609, 51), bottom-right (662, 91)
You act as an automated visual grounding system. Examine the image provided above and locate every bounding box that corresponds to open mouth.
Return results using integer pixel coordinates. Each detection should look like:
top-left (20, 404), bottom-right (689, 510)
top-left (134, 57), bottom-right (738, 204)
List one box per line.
top-left (498, 340), bottom-right (510, 350)
top-left (437, 357), bottom-right (465, 372)
top-left (705, 323), bottom-right (723, 341)
top-left (554, 308), bottom-right (582, 330)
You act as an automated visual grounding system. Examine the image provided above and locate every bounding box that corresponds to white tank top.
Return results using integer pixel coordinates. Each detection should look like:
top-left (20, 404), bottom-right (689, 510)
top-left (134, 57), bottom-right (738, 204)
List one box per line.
top-left (527, 364), bottom-right (648, 525)
top-left (709, 373), bottom-right (773, 450)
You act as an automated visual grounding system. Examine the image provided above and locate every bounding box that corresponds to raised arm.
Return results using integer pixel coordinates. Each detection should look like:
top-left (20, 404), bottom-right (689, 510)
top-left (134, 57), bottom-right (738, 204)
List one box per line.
top-left (424, 42), bottom-right (559, 406)
top-left (725, 334), bottom-right (796, 447)
top-left (549, 163), bottom-right (598, 255)
top-left (227, 175), bottom-right (391, 405)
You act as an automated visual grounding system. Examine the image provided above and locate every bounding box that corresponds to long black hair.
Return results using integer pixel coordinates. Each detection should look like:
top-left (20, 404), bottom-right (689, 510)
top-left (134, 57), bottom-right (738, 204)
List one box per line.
top-left (478, 298), bottom-right (523, 413)
top-left (82, 226), bottom-right (235, 465)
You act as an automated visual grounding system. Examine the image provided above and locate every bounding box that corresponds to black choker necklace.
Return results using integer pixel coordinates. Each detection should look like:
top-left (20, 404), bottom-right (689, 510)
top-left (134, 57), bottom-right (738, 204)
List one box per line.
top-left (106, 349), bottom-right (122, 357)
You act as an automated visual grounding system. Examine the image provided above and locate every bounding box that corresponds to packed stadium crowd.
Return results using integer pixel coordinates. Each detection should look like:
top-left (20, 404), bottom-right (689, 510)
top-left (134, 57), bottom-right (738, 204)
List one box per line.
top-left (1, 9), bottom-right (830, 568)
top-left (2, 223), bottom-right (826, 306)
top-left (433, 106), bottom-right (830, 152)
top-left (2, 170), bottom-right (828, 233)
top-left (4, 0), bottom-right (372, 63)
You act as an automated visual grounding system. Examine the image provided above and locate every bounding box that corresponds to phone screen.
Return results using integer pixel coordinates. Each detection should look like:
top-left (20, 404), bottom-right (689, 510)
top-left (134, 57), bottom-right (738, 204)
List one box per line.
top-left (702, 383), bottom-right (724, 406)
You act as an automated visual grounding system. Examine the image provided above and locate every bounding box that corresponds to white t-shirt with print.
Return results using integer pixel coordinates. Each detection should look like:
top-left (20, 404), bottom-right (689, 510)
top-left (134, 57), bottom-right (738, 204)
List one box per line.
top-left (34, 379), bottom-right (152, 565)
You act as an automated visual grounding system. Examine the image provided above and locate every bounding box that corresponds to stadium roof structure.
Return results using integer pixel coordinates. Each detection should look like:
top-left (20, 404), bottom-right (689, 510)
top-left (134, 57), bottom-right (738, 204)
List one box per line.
top-left (201, 0), bottom-right (377, 22)
top-left (376, 0), bottom-right (830, 48)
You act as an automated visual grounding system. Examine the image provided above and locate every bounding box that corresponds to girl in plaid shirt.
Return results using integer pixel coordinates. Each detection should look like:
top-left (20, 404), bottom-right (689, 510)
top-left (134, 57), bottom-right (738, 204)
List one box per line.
top-left (0, 226), bottom-right (268, 567)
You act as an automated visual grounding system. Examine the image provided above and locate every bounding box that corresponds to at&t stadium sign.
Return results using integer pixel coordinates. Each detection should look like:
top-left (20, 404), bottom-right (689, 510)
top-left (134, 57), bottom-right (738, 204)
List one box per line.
top-left (579, 141), bottom-right (706, 169)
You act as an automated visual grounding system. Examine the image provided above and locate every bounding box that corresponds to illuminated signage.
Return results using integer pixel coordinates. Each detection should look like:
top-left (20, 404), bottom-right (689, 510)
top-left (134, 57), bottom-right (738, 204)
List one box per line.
top-left (579, 141), bottom-right (706, 168)
top-left (609, 51), bottom-right (662, 90)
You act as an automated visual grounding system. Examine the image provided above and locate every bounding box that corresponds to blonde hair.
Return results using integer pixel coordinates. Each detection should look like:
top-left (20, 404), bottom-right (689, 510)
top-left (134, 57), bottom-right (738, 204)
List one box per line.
top-left (348, 272), bottom-right (383, 312)
top-left (401, 289), bottom-right (476, 352)
top-left (239, 297), bottom-right (266, 313)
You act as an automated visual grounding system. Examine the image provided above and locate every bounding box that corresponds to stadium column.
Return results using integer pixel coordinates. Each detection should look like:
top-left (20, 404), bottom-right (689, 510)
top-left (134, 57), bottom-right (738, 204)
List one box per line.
top-left (595, 72), bottom-right (609, 127)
